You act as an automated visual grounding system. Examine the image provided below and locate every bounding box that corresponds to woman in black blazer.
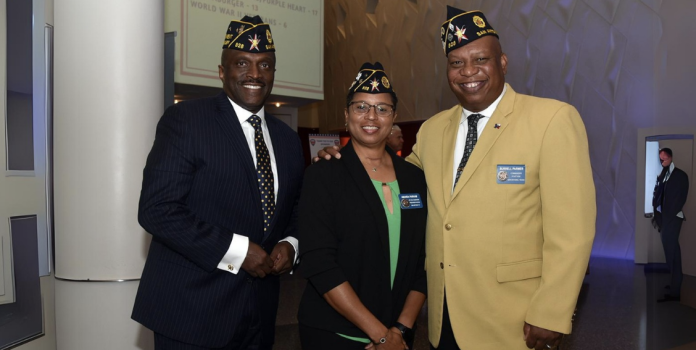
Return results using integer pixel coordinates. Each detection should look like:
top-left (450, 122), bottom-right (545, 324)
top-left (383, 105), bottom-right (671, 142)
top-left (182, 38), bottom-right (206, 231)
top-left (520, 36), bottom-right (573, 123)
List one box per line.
top-left (298, 63), bottom-right (427, 350)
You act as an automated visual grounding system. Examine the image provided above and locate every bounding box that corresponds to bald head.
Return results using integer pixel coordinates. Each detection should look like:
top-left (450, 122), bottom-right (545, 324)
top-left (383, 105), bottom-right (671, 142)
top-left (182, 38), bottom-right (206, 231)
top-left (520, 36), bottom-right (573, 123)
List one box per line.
top-left (387, 125), bottom-right (404, 152)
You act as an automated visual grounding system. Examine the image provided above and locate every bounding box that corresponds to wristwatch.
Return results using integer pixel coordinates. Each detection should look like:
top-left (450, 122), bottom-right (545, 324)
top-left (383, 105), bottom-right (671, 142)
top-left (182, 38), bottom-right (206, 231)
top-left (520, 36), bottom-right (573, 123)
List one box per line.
top-left (393, 322), bottom-right (415, 344)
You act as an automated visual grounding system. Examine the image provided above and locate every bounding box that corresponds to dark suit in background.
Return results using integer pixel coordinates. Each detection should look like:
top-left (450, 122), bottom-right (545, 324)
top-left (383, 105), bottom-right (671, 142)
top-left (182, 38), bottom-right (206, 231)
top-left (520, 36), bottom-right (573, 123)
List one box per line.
top-left (132, 92), bottom-right (304, 348)
top-left (653, 163), bottom-right (689, 299)
top-left (297, 142), bottom-right (427, 345)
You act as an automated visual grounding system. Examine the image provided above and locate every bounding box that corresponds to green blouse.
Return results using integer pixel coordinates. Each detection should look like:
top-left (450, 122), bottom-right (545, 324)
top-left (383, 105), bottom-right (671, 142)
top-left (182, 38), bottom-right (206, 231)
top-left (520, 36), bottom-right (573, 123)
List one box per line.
top-left (338, 179), bottom-right (402, 343)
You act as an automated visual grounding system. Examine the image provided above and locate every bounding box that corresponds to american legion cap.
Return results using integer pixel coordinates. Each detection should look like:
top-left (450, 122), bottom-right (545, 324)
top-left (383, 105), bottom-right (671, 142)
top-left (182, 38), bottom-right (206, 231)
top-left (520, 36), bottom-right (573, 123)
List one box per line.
top-left (441, 5), bottom-right (498, 56)
top-left (222, 15), bottom-right (275, 52)
top-left (348, 62), bottom-right (396, 96)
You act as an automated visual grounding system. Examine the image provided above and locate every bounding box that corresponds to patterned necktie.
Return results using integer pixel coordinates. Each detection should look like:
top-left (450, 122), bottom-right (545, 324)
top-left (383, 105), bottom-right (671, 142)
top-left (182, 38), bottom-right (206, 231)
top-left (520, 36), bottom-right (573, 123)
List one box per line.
top-left (453, 113), bottom-right (485, 190)
top-left (248, 115), bottom-right (275, 235)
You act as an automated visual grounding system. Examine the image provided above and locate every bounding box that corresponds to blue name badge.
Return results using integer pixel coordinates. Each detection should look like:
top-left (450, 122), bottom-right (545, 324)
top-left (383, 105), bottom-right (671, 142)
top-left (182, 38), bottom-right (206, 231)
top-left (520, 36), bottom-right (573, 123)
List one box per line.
top-left (399, 193), bottom-right (423, 209)
top-left (496, 165), bottom-right (526, 184)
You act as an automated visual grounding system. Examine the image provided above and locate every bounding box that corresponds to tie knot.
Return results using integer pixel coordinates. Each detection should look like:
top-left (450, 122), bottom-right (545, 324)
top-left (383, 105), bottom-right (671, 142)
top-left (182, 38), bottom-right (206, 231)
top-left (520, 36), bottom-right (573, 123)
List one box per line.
top-left (248, 115), bottom-right (262, 129)
top-left (467, 113), bottom-right (484, 126)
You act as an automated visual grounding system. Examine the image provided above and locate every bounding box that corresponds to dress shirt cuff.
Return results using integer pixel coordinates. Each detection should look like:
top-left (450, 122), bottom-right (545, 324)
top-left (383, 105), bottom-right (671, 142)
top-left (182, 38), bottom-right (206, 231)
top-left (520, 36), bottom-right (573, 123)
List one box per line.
top-left (279, 236), bottom-right (299, 274)
top-left (217, 234), bottom-right (249, 274)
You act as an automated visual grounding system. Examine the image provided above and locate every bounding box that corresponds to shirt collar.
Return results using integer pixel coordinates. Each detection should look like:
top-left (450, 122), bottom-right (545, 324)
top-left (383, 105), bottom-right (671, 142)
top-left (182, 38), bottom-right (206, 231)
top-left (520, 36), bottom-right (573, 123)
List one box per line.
top-left (669, 162), bottom-right (675, 173)
top-left (227, 96), bottom-right (266, 125)
top-left (461, 84), bottom-right (507, 121)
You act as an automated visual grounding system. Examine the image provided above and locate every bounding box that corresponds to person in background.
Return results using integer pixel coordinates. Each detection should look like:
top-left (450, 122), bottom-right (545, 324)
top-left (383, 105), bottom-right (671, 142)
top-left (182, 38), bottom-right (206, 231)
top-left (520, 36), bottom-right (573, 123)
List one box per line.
top-left (387, 124), bottom-right (404, 154)
top-left (132, 15), bottom-right (305, 349)
top-left (652, 147), bottom-right (689, 302)
top-left (298, 62), bottom-right (427, 350)
top-left (317, 6), bottom-right (596, 350)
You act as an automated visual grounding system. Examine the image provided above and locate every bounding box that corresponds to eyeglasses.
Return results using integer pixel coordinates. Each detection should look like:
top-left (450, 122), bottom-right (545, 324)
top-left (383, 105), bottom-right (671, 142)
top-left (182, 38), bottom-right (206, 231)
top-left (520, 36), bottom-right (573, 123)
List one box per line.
top-left (348, 102), bottom-right (395, 117)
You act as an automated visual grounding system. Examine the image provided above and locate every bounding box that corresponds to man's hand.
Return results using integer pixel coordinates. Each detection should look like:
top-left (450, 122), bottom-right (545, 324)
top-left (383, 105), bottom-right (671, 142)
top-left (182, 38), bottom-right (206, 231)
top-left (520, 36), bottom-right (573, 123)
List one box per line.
top-left (312, 145), bottom-right (342, 163)
top-left (241, 242), bottom-right (274, 278)
top-left (270, 241), bottom-right (296, 275)
top-left (524, 322), bottom-right (562, 349)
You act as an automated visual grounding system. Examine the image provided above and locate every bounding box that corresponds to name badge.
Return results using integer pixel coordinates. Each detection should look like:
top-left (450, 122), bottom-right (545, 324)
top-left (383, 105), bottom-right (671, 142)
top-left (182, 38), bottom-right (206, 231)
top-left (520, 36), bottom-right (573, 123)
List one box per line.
top-left (399, 193), bottom-right (423, 209)
top-left (496, 165), bottom-right (526, 184)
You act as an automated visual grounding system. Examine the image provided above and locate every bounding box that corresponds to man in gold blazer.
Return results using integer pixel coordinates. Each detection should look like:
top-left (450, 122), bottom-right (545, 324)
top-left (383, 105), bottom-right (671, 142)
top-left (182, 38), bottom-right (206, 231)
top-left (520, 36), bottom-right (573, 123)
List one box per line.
top-left (406, 6), bottom-right (596, 350)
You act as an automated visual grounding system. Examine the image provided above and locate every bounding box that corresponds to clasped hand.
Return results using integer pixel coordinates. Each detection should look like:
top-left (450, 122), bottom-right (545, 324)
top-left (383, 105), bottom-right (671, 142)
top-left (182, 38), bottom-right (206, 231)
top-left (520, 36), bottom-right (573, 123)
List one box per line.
top-left (364, 327), bottom-right (408, 350)
top-left (241, 241), bottom-right (295, 278)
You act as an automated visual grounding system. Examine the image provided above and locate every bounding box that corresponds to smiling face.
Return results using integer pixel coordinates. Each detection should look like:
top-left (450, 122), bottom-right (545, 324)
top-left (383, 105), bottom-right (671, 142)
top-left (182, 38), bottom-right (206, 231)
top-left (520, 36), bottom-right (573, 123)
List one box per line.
top-left (218, 49), bottom-right (276, 113)
top-left (447, 35), bottom-right (508, 112)
top-left (345, 92), bottom-right (396, 149)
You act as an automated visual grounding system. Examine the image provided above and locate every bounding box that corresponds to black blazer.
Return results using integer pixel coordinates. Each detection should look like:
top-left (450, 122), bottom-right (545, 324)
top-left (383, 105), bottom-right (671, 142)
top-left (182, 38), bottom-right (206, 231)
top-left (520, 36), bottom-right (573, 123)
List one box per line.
top-left (659, 167), bottom-right (690, 221)
top-left (131, 92), bottom-right (304, 347)
top-left (297, 141), bottom-right (427, 338)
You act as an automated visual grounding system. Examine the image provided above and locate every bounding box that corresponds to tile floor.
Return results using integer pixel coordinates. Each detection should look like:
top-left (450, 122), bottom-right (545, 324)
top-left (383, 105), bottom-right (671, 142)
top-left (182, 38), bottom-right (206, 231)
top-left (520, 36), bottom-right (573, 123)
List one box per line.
top-left (273, 257), bottom-right (696, 350)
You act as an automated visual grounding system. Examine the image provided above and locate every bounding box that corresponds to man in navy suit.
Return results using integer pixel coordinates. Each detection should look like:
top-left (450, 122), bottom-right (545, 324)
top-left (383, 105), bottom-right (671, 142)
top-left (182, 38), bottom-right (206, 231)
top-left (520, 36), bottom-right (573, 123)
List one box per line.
top-left (132, 15), bottom-right (305, 349)
top-left (652, 147), bottom-right (689, 302)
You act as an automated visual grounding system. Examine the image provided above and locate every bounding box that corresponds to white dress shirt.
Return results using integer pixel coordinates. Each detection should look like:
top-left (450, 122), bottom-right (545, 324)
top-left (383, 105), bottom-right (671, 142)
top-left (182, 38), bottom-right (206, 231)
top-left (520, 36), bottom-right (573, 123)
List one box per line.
top-left (452, 85), bottom-right (507, 190)
top-left (217, 98), bottom-right (299, 274)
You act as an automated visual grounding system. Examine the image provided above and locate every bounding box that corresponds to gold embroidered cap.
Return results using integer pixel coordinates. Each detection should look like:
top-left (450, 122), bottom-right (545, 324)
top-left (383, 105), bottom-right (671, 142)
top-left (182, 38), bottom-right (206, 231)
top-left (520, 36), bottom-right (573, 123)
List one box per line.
top-left (348, 62), bottom-right (396, 95)
top-left (222, 15), bottom-right (275, 52)
top-left (441, 6), bottom-right (498, 55)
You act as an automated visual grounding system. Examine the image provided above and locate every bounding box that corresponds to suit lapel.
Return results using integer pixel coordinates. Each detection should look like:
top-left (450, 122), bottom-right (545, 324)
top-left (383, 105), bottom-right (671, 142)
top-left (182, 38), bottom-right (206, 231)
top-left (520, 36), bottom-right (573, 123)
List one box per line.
top-left (342, 142), bottom-right (391, 266)
top-left (213, 93), bottom-right (262, 211)
top-left (392, 153), bottom-right (414, 292)
top-left (265, 116), bottom-right (286, 239)
top-left (442, 106), bottom-right (461, 208)
top-left (451, 85), bottom-right (516, 201)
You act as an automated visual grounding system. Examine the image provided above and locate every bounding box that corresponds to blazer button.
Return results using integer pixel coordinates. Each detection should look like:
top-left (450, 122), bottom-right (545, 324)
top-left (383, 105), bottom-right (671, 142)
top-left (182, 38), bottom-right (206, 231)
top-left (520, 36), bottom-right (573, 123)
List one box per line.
top-left (445, 224), bottom-right (452, 230)
top-left (440, 262), bottom-right (444, 269)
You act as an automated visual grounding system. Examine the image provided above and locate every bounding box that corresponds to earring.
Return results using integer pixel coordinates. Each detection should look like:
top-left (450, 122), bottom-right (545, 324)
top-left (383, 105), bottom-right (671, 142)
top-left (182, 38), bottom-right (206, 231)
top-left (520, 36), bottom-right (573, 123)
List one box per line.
top-left (345, 122), bottom-right (348, 132)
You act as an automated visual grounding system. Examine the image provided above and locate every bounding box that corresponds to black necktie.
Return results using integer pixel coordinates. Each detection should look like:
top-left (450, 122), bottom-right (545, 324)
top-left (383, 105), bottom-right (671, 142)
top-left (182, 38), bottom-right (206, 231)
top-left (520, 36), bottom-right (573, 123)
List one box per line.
top-left (248, 115), bottom-right (275, 234)
top-left (453, 113), bottom-right (484, 190)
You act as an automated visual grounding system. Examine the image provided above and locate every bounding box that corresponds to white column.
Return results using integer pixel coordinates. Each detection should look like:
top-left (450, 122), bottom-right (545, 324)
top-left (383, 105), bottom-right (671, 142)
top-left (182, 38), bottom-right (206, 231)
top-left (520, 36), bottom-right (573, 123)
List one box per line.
top-left (53, 0), bottom-right (162, 348)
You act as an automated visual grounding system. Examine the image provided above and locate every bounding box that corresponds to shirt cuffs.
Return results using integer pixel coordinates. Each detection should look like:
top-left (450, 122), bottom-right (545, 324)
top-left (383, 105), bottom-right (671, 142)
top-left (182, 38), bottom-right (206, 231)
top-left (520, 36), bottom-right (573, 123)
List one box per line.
top-left (217, 234), bottom-right (249, 274)
top-left (279, 236), bottom-right (299, 271)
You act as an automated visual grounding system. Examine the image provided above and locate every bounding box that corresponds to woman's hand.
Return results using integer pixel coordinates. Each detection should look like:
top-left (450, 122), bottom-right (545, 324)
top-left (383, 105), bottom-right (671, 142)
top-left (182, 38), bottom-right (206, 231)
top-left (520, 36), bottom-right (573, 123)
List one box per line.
top-left (365, 327), bottom-right (408, 350)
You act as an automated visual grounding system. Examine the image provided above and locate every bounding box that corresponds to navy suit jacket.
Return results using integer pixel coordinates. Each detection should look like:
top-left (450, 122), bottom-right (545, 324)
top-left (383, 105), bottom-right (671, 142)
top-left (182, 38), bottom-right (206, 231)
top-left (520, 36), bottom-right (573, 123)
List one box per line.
top-left (654, 166), bottom-right (689, 224)
top-left (132, 92), bottom-right (305, 347)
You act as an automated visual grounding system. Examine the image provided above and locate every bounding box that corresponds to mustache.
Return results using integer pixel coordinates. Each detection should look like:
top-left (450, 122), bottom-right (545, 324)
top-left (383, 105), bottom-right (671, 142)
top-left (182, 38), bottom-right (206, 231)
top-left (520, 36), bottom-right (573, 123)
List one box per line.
top-left (240, 79), bottom-right (265, 86)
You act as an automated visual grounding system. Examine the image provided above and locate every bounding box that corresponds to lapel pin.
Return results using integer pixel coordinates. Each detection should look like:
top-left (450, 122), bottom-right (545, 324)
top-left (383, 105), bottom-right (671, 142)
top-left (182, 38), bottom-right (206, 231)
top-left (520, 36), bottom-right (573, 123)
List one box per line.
top-left (494, 124), bottom-right (501, 129)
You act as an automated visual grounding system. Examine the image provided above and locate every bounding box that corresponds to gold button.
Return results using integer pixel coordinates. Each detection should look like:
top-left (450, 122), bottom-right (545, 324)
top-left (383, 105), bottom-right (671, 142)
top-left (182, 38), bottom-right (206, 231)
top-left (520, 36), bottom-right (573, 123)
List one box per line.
top-left (445, 224), bottom-right (452, 230)
top-left (228, 264), bottom-right (234, 271)
top-left (440, 262), bottom-right (444, 269)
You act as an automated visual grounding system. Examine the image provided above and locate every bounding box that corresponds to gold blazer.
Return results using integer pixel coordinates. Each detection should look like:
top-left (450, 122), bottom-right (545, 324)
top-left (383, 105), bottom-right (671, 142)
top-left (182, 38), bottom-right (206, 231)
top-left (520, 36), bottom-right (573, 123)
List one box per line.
top-left (407, 84), bottom-right (596, 349)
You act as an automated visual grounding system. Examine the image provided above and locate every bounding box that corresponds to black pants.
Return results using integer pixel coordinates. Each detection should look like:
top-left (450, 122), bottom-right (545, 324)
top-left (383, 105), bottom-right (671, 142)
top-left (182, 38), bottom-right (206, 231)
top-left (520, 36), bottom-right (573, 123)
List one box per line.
top-left (661, 218), bottom-right (684, 297)
top-left (431, 293), bottom-right (460, 350)
top-left (299, 324), bottom-right (371, 350)
top-left (154, 331), bottom-right (267, 350)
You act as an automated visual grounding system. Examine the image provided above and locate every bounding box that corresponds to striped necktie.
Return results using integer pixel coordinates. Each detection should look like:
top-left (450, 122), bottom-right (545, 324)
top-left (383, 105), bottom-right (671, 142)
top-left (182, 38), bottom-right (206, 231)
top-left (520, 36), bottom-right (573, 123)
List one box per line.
top-left (453, 113), bottom-right (484, 190)
top-left (248, 115), bottom-right (275, 235)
